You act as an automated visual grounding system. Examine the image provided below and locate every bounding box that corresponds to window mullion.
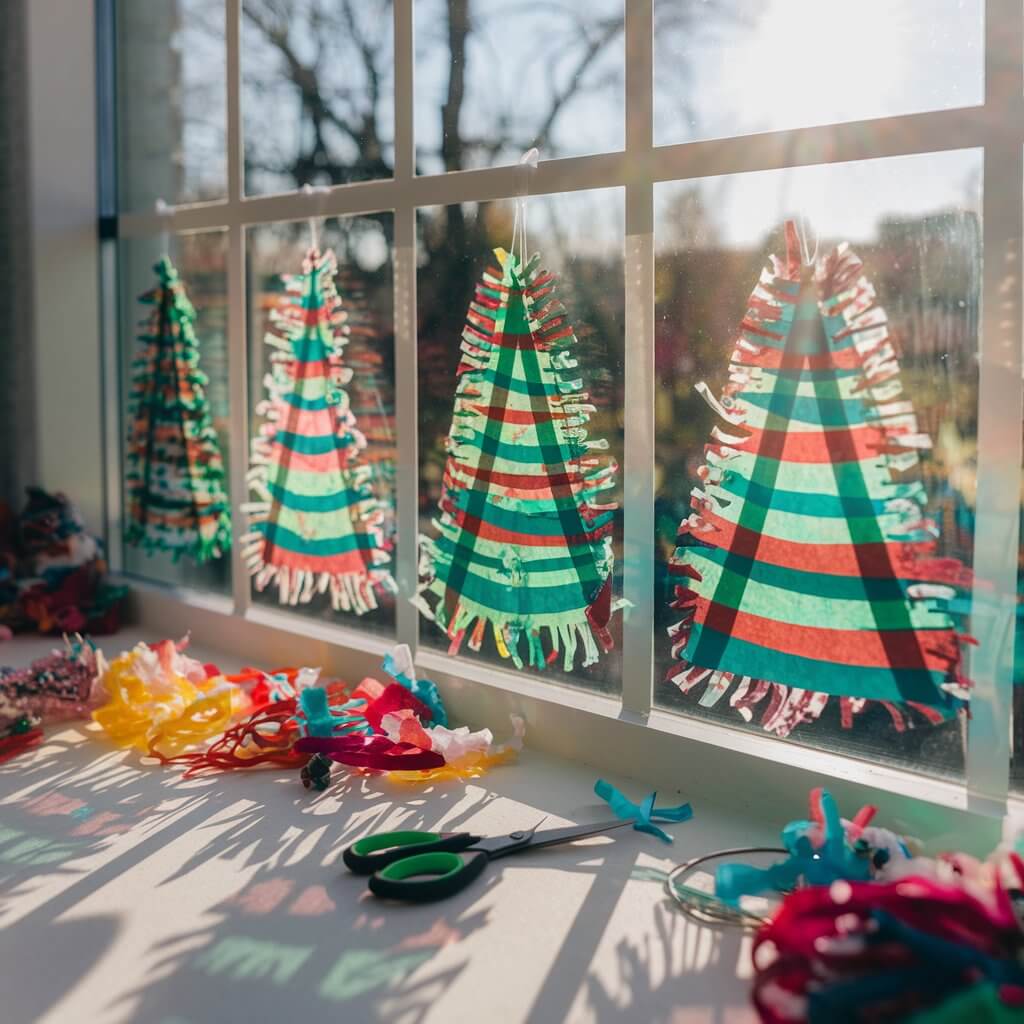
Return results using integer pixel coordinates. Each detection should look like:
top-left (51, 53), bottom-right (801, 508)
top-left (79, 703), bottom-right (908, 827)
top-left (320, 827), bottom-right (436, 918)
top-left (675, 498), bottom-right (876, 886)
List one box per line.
top-left (225, 0), bottom-right (251, 615)
top-left (393, 0), bottom-right (419, 653)
top-left (620, 0), bottom-right (655, 718)
top-left (966, 0), bottom-right (1024, 812)
top-left (226, 0), bottom-right (243, 206)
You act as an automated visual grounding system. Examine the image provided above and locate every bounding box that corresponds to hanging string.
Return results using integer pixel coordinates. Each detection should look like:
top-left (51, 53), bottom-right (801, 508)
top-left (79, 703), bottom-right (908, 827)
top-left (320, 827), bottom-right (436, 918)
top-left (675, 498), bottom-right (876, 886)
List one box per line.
top-left (302, 183), bottom-right (331, 254)
top-left (796, 213), bottom-right (819, 267)
top-left (155, 199), bottom-right (171, 259)
top-left (510, 148), bottom-right (539, 268)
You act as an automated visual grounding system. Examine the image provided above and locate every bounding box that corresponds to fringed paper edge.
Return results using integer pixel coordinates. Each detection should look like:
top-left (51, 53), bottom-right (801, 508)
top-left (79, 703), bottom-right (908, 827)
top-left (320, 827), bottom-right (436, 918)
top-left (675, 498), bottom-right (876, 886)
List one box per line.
top-left (665, 224), bottom-right (972, 737)
top-left (124, 256), bottom-right (233, 565)
top-left (419, 249), bottom-right (621, 670)
top-left (244, 247), bottom-right (396, 612)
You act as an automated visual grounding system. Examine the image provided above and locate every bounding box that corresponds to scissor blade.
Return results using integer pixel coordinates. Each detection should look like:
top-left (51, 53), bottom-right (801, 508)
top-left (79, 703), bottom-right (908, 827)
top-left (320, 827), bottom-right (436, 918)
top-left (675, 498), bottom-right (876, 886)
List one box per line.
top-left (525, 818), bottom-right (634, 850)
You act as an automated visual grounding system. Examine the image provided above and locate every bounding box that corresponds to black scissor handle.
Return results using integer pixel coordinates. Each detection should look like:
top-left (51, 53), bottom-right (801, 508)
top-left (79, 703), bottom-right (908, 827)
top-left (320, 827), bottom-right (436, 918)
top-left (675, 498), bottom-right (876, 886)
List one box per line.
top-left (343, 830), bottom-right (479, 875)
top-left (368, 849), bottom-right (490, 902)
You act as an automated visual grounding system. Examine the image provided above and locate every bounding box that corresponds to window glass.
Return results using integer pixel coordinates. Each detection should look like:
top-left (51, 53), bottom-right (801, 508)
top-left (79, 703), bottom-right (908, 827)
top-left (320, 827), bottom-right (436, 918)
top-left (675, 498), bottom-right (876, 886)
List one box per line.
top-left (1013, 399), bottom-right (1024, 789)
top-left (654, 150), bottom-right (982, 778)
top-left (417, 188), bottom-right (625, 693)
top-left (117, 1), bottom-right (227, 210)
top-left (653, 0), bottom-right (984, 147)
top-left (242, 1), bottom-right (395, 195)
top-left (118, 230), bottom-right (232, 593)
top-left (246, 215), bottom-right (397, 635)
top-left (414, 0), bottom-right (625, 175)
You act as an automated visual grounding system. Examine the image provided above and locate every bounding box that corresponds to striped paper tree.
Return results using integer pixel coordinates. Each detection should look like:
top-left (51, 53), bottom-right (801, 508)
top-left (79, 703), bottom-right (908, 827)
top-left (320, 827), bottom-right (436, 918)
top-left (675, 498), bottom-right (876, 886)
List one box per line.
top-left (243, 247), bottom-right (395, 612)
top-left (667, 222), bottom-right (971, 737)
top-left (419, 248), bottom-right (620, 671)
top-left (125, 256), bottom-right (231, 564)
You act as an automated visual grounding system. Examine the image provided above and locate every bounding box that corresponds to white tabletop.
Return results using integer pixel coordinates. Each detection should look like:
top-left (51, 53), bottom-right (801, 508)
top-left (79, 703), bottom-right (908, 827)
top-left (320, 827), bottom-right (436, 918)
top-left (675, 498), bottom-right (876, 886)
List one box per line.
top-left (0, 631), bottom-right (757, 1024)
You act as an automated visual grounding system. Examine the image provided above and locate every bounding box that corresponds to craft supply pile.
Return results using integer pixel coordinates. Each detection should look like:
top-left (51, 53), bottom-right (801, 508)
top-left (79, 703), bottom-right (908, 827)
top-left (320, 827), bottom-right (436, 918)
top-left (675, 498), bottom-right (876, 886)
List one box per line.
top-left (0, 488), bottom-right (127, 640)
top-left (1, 634), bottom-right (522, 786)
top-left (668, 788), bottom-right (1024, 1022)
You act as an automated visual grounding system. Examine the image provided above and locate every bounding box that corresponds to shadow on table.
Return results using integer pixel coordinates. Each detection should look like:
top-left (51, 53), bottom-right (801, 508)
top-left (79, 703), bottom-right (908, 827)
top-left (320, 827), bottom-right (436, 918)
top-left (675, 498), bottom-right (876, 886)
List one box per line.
top-left (0, 728), bottom-right (752, 1024)
top-left (0, 729), bottom-right (505, 1023)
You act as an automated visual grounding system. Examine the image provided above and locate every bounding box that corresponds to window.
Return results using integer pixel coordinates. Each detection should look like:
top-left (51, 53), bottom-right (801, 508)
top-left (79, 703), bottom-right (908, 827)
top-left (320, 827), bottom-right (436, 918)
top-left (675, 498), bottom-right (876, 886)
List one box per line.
top-left (109, 1), bottom-right (1022, 810)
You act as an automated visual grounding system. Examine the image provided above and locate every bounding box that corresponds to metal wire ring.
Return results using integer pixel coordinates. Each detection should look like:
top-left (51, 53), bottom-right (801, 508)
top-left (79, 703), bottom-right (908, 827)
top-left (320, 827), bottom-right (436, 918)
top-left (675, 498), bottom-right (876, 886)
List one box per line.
top-left (665, 846), bottom-right (788, 931)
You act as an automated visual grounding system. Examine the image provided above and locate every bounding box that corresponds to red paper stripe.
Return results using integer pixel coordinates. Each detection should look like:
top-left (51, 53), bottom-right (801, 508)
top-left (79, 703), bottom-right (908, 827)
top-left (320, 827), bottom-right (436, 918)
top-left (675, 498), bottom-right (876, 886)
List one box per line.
top-left (693, 509), bottom-right (936, 578)
top-left (694, 595), bottom-right (953, 673)
top-left (736, 424), bottom-right (893, 463)
top-left (262, 547), bottom-right (375, 575)
top-left (468, 404), bottom-right (567, 425)
top-left (448, 464), bottom-right (582, 492)
top-left (447, 507), bottom-right (612, 548)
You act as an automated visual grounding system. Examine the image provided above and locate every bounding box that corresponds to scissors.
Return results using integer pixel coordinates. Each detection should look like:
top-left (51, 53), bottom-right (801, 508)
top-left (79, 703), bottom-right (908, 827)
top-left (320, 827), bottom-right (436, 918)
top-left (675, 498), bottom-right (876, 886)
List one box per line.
top-left (343, 818), bottom-right (634, 902)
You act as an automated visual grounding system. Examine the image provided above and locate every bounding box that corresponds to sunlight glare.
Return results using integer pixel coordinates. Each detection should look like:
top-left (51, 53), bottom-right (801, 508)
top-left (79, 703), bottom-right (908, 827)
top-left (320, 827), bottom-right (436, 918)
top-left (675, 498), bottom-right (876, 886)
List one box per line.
top-left (730, 0), bottom-right (906, 132)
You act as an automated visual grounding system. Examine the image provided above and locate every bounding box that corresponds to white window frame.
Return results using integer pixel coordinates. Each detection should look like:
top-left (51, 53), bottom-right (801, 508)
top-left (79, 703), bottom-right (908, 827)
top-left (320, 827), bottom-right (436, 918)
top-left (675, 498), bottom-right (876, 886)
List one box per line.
top-left (96, 0), bottom-right (1023, 826)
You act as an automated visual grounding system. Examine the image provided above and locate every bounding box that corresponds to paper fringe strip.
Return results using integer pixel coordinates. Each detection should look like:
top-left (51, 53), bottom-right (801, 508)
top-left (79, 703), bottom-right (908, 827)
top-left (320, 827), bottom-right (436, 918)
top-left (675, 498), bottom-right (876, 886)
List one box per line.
top-left (419, 248), bottom-right (622, 672)
top-left (242, 247), bottom-right (395, 613)
top-left (92, 638), bottom-right (248, 759)
top-left (157, 645), bottom-right (522, 784)
top-left (594, 779), bottom-right (693, 844)
top-left (125, 257), bottom-right (231, 564)
top-left (666, 222), bottom-right (972, 737)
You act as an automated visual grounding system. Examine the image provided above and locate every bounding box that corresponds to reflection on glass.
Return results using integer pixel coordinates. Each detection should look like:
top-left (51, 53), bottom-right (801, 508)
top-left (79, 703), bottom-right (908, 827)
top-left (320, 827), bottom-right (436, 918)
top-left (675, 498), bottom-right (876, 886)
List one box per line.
top-left (417, 189), bottom-right (625, 693)
top-left (414, 0), bottom-right (625, 175)
top-left (242, 1), bottom-right (395, 195)
top-left (653, 0), bottom-right (983, 146)
top-left (246, 215), bottom-right (396, 635)
top-left (117, 1), bottom-right (227, 210)
top-left (654, 150), bottom-right (982, 778)
top-left (119, 230), bottom-right (231, 593)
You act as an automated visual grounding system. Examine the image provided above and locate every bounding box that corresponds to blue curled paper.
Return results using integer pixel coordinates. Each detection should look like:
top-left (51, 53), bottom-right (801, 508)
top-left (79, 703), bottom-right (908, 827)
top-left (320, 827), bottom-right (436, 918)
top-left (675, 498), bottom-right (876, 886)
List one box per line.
top-left (715, 789), bottom-right (872, 905)
top-left (594, 779), bottom-right (693, 844)
top-left (383, 649), bottom-right (449, 728)
top-left (297, 688), bottom-right (370, 739)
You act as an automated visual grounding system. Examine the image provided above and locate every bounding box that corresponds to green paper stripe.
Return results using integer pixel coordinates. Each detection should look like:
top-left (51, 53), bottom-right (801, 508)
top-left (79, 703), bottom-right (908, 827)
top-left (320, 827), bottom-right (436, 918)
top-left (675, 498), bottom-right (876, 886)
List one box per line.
top-left (274, 431), bottom-right (350, 456)
top-left (426, 565), bottom-right (593, 616)
top-left (267, 481), bottom-right (366, 513)
top-left (254, 521), bottom-right (376, 556)
top-left (683, 621), bottom-right (952, 703)
top-left (685, 554), bottom-right (943, 631)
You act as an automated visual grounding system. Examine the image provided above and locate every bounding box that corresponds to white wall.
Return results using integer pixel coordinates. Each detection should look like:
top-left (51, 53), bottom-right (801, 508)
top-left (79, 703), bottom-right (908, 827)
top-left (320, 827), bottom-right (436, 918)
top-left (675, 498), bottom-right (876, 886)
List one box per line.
top-left (26, 0), bottom-right (104, 534)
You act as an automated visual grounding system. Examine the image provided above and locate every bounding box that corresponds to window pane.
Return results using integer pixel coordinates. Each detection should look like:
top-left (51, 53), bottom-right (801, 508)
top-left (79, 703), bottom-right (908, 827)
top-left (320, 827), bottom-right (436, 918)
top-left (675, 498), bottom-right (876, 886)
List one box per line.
top-left (242, 1), bottom-right (395, 195)
top-left (117, 1), bottom-right (227, 210)
top-left (414, 0), bottom-right (625, 175)
top-left (1014, 497), bottom-right (1024, 788)
top-left (654, 150), bottom-right (982, 778)
top-left (418, 189), bottom-right (625, 693)
top-left (246, 215), bottom-right (397, 635)
top-left (654, 0), bottom-right (983, 147)
top-left (119, 230), bottom-right (232, 593)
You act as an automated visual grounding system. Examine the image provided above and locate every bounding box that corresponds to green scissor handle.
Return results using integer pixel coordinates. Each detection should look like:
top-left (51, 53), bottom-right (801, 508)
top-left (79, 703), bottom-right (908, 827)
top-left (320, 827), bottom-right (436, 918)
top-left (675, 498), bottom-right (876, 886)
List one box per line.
top-left (368, 849), bottom-right (490, 903)
top-left (343, 830), bottom-right (479, 875)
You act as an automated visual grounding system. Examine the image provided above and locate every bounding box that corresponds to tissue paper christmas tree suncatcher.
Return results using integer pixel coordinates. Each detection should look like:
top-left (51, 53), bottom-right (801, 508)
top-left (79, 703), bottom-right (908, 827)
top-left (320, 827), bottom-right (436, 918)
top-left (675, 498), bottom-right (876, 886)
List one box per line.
top-left (666, 221), bottom-right (971, 737)
top-left (125, 257), bottom-right (231, 563)
top-left (243, 247), bottom-right (395, 612)
top-left (419, 248), bottom-right (620, 671)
